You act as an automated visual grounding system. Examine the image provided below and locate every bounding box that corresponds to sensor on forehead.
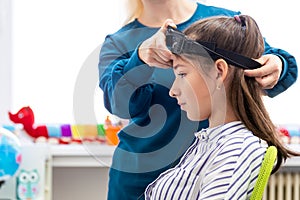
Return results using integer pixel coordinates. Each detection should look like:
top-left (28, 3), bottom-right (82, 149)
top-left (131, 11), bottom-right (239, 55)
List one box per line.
top-left (166, 26), bottom-right (262, 70)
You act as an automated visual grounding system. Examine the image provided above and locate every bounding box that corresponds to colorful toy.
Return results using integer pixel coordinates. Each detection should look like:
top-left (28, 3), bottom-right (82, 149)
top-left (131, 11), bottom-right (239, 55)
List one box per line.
top-left (278, 126), bottom-right (290, 144)
top-left (0, 127), bottom-right (22, 187)
top-left (17, 169), bottom-right (40, 199)
top-left (278, 125), bottom-right (300, 144)
top-left (9, 106), bottom-right (120, 145)
top-left (104, 116), bottom-right (120, 145)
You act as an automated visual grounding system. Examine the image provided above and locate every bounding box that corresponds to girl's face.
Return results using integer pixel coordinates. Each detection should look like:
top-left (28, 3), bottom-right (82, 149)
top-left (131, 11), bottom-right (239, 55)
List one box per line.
top-left (169, 56), bottom-right (214, 121)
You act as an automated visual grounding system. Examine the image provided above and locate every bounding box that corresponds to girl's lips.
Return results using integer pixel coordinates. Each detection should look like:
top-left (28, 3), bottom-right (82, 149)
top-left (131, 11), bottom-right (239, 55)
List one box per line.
top-left (178, 102), bottom-right (186, 109)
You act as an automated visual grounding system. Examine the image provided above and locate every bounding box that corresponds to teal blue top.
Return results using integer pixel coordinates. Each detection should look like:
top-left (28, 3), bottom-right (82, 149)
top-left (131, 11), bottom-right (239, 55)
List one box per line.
top-left (98, 3), bottom-right (297, 199)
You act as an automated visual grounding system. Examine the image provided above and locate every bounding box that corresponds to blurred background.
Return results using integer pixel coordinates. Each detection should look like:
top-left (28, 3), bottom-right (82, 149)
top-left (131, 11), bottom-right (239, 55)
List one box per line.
top-left (1, 0), bottom-right (299, 125)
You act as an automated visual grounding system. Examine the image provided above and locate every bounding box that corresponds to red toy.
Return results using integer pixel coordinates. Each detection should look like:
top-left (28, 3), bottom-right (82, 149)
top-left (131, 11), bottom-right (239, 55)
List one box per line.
top-left (278, 126), bottom-right (290, 144)
top-left (9, 106), bottom-right (48, 139)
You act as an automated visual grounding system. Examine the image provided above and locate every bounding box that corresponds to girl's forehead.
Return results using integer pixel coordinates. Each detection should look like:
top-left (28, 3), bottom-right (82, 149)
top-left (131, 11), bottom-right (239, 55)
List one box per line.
top-left (173, 56), bottom-right (209, 70)
top-left (173, 55), bottom-right (197, 67)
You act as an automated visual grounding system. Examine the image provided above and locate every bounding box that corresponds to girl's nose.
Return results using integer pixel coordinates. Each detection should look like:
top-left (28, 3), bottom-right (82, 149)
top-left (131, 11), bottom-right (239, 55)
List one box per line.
top-left (169, 90), bottom-right (175, 98)
top-left (169, 87), bottom-right (179, 98)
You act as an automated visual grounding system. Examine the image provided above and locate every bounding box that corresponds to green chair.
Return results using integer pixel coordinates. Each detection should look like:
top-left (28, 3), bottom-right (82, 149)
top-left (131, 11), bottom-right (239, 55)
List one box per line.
top-left (250, 146), bottom-right (277, 200)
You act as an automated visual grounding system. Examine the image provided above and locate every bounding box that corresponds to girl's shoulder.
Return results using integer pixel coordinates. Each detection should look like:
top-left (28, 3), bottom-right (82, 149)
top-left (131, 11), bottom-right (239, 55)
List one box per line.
top-left (217, 124), bottom-right (267, 153)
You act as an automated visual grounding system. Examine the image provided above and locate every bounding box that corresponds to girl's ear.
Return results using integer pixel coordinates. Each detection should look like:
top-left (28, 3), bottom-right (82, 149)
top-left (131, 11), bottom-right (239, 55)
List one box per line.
top-left (214, 59), bottom-right (228, 88)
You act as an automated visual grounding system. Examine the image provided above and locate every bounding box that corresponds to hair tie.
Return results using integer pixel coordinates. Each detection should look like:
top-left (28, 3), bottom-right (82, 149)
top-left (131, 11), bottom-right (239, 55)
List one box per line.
top-left (234, 15), bottom-right (242, 23)
top-left (234, 15), bottom-right (246, 30)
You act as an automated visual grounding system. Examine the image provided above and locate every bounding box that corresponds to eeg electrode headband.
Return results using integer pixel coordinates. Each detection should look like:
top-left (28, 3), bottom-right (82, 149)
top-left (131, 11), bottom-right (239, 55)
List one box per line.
top-left (166, 26), bottom-right (262, 70)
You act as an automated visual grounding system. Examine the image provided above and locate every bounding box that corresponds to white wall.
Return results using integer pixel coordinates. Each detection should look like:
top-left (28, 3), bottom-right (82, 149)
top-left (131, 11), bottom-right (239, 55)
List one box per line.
top-left (0, 0), bottom-right (12, 124)
top-left (10, 0), bottom-right (126, 124)
top-left (5, 0), bottom-right (300, 125)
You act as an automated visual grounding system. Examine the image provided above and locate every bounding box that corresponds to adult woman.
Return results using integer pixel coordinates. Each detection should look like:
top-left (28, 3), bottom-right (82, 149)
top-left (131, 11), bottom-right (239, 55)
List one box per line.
top-left (145, 15), bottom-right (300, 199)
top-left (98, 0), bottom-right (297, 199)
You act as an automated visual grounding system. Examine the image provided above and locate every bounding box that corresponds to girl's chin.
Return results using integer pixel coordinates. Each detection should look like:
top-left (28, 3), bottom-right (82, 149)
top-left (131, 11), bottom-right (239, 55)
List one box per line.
top-left (186, 113), bottom-right (204, 121)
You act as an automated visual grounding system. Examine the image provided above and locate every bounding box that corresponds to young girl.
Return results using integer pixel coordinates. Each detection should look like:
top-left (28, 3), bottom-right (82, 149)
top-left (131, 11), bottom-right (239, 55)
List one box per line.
top-left (99, 0), bottom-right (297, 199)
top-left (144, 15), bottom-right (300, 199)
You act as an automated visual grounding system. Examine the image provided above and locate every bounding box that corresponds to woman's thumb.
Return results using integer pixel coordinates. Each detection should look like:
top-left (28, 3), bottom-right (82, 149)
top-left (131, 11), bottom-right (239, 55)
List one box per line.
top-left (161, 19), bottom-right (176, 33)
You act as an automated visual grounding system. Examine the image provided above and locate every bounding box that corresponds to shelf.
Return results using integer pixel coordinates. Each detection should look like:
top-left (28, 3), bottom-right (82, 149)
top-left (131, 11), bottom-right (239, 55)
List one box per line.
top-left (283, 144), bottom-right (300, 167)
top-left (49, 144), bottom-right (116, 167)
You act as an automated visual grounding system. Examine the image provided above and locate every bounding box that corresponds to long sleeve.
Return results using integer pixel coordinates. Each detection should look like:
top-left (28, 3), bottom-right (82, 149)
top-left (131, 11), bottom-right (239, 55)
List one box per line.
top-left (98, 33), bottom-right (156, 119)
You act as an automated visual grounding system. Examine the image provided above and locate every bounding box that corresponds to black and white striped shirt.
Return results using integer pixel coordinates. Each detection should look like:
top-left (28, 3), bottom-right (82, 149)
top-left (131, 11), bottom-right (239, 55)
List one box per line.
top-left (145, 121), bottom-right (267, 199)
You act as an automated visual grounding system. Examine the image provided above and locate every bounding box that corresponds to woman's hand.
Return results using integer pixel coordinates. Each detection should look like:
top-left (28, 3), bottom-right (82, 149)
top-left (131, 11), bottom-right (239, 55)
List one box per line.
top-left (244, 54), bottom-right (282, 89)
top-left (138, 19), bottom-right (176, 69)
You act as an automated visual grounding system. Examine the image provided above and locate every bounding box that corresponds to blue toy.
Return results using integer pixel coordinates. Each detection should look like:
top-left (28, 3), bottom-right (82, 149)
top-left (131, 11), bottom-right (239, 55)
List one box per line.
top-left (17, 169), bottom-right (40, 199)
top-left (0, 127), bottom-right (22, 187)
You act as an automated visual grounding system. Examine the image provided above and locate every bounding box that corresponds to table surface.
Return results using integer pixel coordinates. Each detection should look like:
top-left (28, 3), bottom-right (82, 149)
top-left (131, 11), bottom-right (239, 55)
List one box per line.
top-left (49, 143), bottom-right (115, 167)
top-left (48, 143), bottom-right (300, 167)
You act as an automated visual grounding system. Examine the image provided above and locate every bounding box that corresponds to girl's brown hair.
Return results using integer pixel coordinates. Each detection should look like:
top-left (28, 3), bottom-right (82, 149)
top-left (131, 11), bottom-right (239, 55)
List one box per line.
top-left (183, 15), bottom-right (299, 173)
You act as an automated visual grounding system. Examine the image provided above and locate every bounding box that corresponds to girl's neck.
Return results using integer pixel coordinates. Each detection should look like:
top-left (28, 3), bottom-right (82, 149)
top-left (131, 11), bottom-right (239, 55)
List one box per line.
top-left (209, 103), bottom-right (239, 128)
top-left (209, 114), bottom-right (239, 128)
top-left (138, 0), bottom-right (197, 27)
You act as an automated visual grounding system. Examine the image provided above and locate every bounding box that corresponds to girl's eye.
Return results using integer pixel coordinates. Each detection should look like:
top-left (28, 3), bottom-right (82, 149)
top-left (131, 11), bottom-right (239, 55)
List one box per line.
top-left (177, 73), bottom-right (186, 78)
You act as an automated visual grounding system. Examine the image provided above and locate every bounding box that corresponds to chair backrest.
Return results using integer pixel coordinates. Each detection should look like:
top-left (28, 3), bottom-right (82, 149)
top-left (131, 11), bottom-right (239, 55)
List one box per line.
top-left (250, 146), bottom-right (277, 200)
